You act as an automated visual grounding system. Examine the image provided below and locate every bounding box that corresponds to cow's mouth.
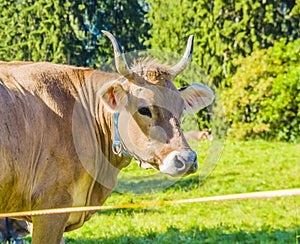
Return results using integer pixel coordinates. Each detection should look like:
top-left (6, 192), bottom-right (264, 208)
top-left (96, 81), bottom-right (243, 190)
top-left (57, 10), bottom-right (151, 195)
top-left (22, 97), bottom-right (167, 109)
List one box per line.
top-left (136, 159), bottom-right (159, 170)
top-left (135, 150), bottom-right (198, 177)
top-left (159, 150), bottom-right (198, 177)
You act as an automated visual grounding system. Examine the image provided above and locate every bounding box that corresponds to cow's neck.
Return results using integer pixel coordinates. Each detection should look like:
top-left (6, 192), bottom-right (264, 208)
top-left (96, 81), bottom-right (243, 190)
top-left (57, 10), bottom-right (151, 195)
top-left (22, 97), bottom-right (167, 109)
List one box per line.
top-left (65, 75), bottom-right (132, 231)
top-left (85, 101), bottom-right (131, 209)
top-left (97, 104), bottom-right (132, 170)
top-left (75, 75), bottom-right (131, 190)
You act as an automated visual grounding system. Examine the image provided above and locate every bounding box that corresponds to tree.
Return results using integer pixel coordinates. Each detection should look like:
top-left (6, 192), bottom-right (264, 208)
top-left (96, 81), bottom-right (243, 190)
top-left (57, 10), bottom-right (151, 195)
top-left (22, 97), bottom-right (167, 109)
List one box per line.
top-left (0, 0), bottom-right (150, 66)
top-left (0, 1), bottom-right (79, 63)
top-left (146, 0), bottom-right (300, 85)
top-left (69, 0), bottom-right (150, 67)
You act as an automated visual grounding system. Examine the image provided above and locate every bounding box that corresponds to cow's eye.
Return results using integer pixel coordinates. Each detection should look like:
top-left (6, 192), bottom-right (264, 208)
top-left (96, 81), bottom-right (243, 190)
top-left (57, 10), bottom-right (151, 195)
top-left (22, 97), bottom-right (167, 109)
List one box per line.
top-left (138, 107), bottom-right (152, 118)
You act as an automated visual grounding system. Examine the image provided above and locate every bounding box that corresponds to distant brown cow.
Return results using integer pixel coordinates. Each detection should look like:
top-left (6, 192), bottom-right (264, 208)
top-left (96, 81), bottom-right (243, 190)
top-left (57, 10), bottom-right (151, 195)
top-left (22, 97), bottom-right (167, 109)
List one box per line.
top-left (0, 31), bottom-right (214, 243)
top-left (184, 130), bottom-right (213, 141)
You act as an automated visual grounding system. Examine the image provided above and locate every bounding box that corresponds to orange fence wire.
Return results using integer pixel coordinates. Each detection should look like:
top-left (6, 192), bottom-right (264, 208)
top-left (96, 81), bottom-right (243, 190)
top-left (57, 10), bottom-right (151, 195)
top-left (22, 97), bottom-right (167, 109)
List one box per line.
top-left (0, 188), bottom-right (299, 218)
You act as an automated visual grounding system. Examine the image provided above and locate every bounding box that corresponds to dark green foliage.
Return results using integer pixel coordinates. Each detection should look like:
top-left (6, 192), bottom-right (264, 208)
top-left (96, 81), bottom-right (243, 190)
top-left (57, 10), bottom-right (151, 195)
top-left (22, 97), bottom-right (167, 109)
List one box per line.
top-left (147, 0), bottom-right (299, 141)
top-left (0, 1), bottom-right (79, 63)
top-left (147, 0), bottom-right (299, 85)
top-left (0, 0), bottom-right (150, 66)
top-left (222, 38), bottom-right (300, 142)
top-left (68, 0), bottom-right (150, 67)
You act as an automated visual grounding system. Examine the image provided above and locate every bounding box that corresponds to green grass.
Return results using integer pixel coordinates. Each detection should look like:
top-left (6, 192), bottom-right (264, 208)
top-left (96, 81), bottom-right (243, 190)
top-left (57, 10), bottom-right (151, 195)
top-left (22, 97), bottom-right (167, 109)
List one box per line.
top-left (37, 141), bottom-right (300, 243)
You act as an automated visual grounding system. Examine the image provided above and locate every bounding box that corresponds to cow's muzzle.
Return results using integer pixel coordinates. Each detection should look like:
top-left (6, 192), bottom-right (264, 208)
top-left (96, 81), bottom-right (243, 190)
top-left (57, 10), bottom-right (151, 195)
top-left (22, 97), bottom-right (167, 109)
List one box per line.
top-left (160, 150), bottom-right (198, 176)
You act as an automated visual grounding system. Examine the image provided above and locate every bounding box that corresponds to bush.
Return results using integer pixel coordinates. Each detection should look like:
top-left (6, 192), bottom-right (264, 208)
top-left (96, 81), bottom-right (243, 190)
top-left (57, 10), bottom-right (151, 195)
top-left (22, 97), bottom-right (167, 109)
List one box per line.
top-left (222, 38), bottom-right (300, 142)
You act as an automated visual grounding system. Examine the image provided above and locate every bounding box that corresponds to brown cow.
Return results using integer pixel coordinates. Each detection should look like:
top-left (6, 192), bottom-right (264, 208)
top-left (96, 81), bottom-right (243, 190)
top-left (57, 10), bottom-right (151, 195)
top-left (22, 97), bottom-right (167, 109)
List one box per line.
top-left (0, 31), bottom-right (214, 243)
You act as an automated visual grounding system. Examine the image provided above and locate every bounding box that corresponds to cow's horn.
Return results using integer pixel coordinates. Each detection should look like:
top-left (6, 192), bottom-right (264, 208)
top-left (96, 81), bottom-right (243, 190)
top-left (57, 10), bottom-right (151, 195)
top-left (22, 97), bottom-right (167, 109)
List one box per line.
top-left (171, 35), bottom-right (194, 77)
top-left (102, 31), bottom-right (131, 78)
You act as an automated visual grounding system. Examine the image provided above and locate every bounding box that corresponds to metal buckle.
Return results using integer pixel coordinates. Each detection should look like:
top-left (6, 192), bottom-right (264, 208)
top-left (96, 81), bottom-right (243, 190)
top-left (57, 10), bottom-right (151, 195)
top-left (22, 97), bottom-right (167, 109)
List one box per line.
top-left (112, 141), bottom-right (122, 155)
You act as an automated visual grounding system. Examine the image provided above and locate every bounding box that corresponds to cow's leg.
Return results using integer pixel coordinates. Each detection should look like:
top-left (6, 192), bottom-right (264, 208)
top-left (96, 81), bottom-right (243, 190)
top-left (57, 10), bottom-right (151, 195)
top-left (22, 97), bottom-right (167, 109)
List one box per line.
top-left (32, 214), bottom-right (68, 244)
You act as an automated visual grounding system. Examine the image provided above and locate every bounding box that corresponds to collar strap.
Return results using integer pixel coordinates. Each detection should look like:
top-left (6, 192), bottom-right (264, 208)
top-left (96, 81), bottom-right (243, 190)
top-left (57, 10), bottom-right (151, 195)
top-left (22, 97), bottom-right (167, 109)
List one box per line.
top-left (111, 77), bottom-right (132, 157)
top-left (112, 113), bottom-right (132, 157)
top-left (112, 112), bottom-right (122, 155)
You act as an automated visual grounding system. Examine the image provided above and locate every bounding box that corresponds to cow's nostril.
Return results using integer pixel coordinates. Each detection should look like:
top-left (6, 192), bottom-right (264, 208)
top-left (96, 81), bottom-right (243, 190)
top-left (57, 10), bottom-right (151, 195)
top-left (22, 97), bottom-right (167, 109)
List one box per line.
top-left (174, 156), bottom-right (185, 170)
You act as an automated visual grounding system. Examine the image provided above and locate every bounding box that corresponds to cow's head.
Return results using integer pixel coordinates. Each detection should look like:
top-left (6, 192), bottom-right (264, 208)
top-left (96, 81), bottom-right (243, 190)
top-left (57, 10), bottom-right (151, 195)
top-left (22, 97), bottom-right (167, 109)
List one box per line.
top-left (100, 31), bottom-right (214, 177)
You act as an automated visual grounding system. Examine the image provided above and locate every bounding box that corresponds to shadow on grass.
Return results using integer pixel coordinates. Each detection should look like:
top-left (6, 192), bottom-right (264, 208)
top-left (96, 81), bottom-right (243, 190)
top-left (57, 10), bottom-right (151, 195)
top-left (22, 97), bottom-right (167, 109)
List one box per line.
top-left (64, 225), bottom-right (300, 244)
top-left (114, 173), bottom-right (201, 195)
top-left (114, 169), bottom-right (241, 195)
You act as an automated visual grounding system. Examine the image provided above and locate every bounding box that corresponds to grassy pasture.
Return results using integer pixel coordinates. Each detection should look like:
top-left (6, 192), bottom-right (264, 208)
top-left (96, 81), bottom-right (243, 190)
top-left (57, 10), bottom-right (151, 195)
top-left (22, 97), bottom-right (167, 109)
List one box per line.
top-left (63, 140), bottom-right (300, 243)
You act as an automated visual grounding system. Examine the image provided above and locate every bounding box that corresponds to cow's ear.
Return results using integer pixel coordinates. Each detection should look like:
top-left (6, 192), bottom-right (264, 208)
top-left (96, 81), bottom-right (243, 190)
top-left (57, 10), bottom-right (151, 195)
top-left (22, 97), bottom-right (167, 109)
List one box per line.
top-left (100, 82), bottom-right (128, 112)
top-left (179, 83), bottom-right (214, 114)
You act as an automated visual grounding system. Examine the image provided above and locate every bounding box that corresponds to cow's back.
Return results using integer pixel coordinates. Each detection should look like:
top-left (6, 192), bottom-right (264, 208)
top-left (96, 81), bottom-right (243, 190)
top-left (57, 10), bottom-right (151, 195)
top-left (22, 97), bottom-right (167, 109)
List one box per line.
top-left (0, 62), bottom-right (91, 213)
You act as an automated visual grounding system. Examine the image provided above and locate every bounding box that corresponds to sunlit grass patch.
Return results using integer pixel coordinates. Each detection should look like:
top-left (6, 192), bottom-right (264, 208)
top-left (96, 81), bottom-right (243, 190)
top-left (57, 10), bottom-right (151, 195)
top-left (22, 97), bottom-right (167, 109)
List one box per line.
top-left (62, 140), bottom-right (299, 243)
